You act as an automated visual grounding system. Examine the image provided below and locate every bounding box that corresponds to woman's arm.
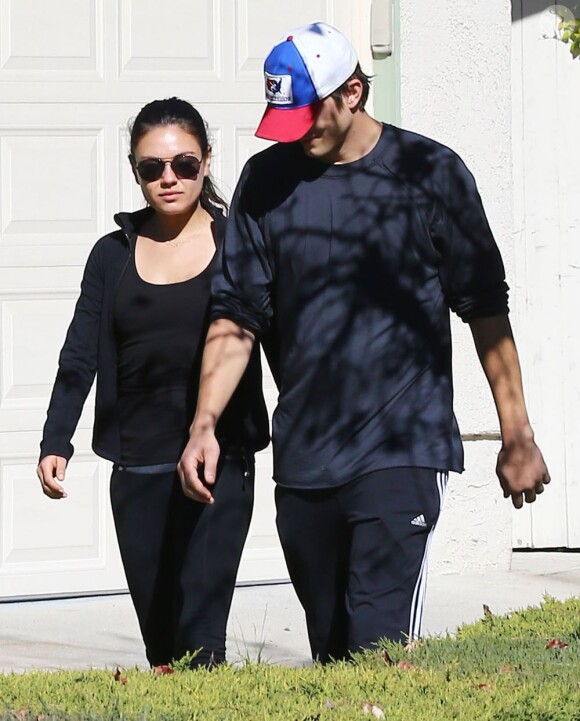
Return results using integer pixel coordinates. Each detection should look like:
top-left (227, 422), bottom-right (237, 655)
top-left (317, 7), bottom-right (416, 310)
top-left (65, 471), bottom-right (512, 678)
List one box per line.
top-left (37, 242), bottom-right (105, 498)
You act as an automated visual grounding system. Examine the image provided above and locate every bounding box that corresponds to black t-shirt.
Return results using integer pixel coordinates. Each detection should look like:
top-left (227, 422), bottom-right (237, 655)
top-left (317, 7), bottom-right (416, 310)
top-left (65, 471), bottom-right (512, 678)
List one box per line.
top-left (114, 250), bottom-right (212, 465)
top-left (211, 124), bottom-right (509, 488)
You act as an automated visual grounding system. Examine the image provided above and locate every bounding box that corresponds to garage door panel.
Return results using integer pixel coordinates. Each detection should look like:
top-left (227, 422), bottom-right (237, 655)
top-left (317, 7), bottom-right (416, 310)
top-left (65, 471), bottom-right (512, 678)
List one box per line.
top-left (0, 0), bottom-right (103, 79)
top-left (0, 129), bottom-right (104, 241)
top-left (0, 427), bottom-right (93, 458)
top-left (0, 407), bottom-right (95, 435)
top-left (0, 296), bottom-right (77, 409)
top-left (0, 292), bottom-right (97, 434)
top-left (235, 127), bottom-right (270, 178)
top-left (119, 0), bottom-right (220, 81)
top-left (0, 270), bottom-right (83, 296)
top-left (0, 455), bottom-right (126, 598)
top-left (0, 300), bottom-right (70, 412)
top-left (235, 0), bottom-right (337, 78)
top-left (1, 455), bottom-right (104, 566)
top-left (119, 124), bottom-right (145, 213)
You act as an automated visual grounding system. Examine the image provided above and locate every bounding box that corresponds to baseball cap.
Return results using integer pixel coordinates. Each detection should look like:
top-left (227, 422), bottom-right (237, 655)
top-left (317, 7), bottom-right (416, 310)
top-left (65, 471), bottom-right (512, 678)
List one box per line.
top-left (255, 22), bottom-right (358, 143)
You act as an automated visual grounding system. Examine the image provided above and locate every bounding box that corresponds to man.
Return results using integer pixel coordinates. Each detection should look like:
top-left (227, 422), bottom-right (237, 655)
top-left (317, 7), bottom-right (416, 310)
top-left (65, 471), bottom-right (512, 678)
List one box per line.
top-left (178, 22), bottom-right (550, 662)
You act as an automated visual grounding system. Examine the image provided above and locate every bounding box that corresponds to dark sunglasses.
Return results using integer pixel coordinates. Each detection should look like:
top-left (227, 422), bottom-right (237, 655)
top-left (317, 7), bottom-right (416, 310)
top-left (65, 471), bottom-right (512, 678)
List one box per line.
top-left (134, 153), bottom-right (201, 182)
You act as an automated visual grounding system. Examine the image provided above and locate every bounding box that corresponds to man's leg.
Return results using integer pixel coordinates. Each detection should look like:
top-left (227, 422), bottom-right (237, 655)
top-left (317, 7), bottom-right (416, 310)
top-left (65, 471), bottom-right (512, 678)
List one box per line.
top-left (341, 467), bottom-right (447, 652)
top-left (275, 485), bottom-right (349, 663)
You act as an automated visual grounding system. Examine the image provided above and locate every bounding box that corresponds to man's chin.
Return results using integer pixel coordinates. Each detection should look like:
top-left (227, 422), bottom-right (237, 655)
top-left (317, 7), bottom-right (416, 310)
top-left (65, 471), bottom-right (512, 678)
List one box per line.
top-left (302, 147), bottom-right (337, 166)
top-left (300, 139), bottom-right (324, 158)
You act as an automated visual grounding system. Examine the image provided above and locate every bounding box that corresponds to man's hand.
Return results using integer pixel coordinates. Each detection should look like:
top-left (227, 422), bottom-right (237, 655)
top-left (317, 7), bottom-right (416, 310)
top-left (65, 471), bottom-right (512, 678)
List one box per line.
top-left (468, 315), bottom-right (551, 510)
top-left (496, 429), bottom-right (551, 509)
top-left (37, 455), bottom-right (68, 499)
top-left (178, 426), bottom-right (221, 504)
top-left (177, 319), bottom-right (255, 503)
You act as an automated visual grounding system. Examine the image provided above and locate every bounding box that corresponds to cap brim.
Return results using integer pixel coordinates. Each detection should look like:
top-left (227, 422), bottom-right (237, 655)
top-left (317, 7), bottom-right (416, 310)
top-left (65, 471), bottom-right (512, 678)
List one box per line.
top-left (255, 101), bottom-right (322, 143)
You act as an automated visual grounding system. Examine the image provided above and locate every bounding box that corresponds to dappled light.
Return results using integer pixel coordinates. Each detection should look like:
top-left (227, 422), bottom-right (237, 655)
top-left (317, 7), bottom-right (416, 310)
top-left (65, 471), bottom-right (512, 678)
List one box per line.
top-left (213, 126), bottom-right (509, 487)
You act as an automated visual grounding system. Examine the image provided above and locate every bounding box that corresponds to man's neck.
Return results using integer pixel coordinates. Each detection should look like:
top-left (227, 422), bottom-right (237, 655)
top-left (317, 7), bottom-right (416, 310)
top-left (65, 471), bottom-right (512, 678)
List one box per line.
top-left (331, 113), bottom-right (384, 165)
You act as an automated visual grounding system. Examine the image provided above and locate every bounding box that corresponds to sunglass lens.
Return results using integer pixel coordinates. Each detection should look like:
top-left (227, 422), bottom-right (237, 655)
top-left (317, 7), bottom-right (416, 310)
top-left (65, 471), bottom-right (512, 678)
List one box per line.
top-left (172, 156), bottom-right (200, 178)
top-left (136, 159), bottom-right (164, 182)
top-left (136, 155), bottom-right (201, 182)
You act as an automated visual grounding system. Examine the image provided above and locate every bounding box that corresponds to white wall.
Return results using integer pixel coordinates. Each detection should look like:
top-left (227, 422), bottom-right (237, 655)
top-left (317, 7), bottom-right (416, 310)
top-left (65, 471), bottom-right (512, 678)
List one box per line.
top-left (511, 2), bottom-right (580, 549)
top-left (398, 0), bottom-right (514, 573)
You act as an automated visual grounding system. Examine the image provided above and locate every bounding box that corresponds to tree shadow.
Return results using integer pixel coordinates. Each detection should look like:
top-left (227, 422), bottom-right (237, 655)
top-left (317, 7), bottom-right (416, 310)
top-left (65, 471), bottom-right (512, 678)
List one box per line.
top-left (214, 127), bottom-right (508, 485)
top-left (513, 0), bottom-right (579, 23)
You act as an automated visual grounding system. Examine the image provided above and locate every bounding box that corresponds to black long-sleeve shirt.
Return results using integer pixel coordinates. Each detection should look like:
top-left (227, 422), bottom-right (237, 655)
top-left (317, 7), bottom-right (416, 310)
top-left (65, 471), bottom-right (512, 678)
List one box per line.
top-left (211, 123), bottom-right (508, 488)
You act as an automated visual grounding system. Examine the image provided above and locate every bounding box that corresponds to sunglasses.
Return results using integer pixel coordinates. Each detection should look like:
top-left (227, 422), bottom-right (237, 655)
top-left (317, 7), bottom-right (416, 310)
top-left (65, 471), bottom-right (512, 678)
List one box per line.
top-left (134, 153), bottom-right (201, 182)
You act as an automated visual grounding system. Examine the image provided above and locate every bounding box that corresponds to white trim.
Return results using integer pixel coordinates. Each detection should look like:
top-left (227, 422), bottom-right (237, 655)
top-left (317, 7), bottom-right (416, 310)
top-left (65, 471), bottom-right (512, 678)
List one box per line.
top-left (408, 471), bottom-right (448, 640)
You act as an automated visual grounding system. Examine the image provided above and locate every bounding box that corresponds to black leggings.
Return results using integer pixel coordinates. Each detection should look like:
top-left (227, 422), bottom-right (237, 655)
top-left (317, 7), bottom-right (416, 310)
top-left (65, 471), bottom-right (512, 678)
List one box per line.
top-left (276, 467), bottom-right (447, 663)
top-left (110, 456), bottom-right (254, 668)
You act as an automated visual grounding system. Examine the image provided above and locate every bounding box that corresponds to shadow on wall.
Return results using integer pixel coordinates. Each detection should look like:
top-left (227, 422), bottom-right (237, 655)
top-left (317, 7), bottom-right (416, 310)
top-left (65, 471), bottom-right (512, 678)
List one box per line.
top-left (513, 0), bottom-right (577, 22)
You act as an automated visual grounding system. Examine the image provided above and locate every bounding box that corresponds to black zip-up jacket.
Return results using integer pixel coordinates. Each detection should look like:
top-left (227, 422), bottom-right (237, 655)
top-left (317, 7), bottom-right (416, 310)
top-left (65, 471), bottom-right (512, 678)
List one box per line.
top-left (40, 205), bottom-right (270, 463)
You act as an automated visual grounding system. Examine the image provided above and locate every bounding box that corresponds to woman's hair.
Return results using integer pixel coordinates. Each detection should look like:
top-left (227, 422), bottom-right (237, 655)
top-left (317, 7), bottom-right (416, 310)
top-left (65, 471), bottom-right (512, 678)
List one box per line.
top-left (129, 97), bottom-right (228, 211)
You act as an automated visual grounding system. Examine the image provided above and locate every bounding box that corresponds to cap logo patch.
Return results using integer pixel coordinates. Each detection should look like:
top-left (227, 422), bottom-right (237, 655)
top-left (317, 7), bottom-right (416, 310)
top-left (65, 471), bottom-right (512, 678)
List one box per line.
top-left (265, 72), bottom-right (293, 105)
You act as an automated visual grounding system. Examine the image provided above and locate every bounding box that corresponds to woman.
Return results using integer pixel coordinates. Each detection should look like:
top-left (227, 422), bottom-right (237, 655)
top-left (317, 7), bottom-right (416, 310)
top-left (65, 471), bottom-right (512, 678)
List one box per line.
top-left (37, 98), bottom-right (269, 669)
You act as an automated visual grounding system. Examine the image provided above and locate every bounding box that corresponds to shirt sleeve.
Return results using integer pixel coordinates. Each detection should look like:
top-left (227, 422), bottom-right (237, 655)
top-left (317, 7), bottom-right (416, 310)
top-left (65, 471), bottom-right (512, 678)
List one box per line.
top-left (428, 150), bottom-right (509, 322)
top-left (39, 242), bottom-right (103, 461)
top-left (210, 160), bottom-right (274, 337)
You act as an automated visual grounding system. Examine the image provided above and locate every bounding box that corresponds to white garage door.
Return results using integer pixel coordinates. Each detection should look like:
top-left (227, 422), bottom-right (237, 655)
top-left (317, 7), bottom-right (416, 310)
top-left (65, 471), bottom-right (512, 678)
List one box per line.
top-left (0, 0), bottom-right (372, 598)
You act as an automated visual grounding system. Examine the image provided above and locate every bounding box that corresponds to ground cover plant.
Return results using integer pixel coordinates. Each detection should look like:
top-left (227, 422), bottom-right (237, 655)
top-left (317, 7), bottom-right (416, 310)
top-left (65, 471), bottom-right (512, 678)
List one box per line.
top-left (1, 596), bottom-right (579, 720)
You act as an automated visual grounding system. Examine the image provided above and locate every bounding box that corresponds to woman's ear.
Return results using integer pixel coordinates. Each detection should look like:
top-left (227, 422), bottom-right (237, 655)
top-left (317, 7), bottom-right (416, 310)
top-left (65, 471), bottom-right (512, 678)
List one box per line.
top-left (128, 154), bottom-right (140, 185)
top-left (203, 146), bottom-right (212, 177)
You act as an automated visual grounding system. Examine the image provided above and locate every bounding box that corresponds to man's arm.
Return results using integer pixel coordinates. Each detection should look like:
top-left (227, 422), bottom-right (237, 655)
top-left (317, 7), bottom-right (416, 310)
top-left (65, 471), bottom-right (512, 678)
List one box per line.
top-left (178, 319), bottom-right (255, 503)
top-left (469, 314), bottom-right (550, 508)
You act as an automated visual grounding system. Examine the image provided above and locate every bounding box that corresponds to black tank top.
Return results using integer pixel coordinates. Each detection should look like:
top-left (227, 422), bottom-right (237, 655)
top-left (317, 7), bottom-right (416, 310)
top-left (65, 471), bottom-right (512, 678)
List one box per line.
top-left (114, 250), bottom-right (212, 465)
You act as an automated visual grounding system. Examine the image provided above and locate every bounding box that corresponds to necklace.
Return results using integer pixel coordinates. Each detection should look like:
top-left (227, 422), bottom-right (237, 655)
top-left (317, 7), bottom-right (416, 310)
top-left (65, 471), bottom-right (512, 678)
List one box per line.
top-left (157, 226), bottom-right (207, 248)
top-left (162, 236), bottom-right (195, 248)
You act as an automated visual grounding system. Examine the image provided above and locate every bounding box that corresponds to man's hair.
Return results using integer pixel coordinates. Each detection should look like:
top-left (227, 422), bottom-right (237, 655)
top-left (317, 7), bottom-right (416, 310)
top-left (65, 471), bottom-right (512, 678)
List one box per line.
top-left (330, 64), bottom-right (373, 111)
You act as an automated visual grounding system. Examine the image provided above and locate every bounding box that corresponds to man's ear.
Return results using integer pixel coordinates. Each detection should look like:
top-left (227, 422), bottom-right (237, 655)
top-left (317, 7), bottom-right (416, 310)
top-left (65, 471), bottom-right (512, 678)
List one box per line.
top-left (344, 78), bottom-right (364, 111)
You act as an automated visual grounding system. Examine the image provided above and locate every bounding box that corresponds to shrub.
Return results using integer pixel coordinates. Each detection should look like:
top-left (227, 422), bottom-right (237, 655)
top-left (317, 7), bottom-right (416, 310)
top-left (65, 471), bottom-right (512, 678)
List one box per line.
top-left (1, 596), bottom-right (579, 721)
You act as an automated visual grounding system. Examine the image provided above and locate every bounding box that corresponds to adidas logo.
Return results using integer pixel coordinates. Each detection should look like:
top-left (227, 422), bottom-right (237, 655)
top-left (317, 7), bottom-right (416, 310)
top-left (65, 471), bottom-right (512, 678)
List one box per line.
top-left (411, 514), bottom-right (427, 528)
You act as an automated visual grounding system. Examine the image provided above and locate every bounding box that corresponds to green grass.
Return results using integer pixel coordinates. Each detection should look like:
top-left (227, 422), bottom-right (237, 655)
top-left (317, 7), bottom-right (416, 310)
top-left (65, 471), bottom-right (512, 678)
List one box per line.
top-left (1, 596), bottom-right (579, 720)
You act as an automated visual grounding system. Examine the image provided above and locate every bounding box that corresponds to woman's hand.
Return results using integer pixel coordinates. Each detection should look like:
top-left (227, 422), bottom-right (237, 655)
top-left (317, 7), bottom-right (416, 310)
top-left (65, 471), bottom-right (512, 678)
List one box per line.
top-left (37, 455), bottom-right (68, 499)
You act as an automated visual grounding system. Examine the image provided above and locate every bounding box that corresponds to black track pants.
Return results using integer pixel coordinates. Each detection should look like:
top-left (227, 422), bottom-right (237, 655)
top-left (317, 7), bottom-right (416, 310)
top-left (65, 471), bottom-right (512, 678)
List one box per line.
top-left (110, 457), bottom-right (254, 668)
top-left (275, 467), bottom-right (447, 663)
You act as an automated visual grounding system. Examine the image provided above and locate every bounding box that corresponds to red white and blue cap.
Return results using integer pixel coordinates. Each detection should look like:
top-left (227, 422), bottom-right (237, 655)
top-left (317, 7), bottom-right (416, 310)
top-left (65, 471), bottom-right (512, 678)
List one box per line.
top-left (255, 22), bottom-right (358, 143)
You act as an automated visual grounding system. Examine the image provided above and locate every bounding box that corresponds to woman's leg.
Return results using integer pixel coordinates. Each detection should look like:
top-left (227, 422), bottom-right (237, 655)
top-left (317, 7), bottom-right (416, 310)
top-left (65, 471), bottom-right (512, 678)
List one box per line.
top-left (172, 456), bottom-right (254, 667)
top-left (109, 467), bottom-right (177, 666)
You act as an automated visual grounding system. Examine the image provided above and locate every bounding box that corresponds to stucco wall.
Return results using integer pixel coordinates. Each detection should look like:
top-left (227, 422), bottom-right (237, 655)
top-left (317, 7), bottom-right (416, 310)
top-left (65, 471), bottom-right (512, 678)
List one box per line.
top-left (398, 0), bottom-right (514, 573)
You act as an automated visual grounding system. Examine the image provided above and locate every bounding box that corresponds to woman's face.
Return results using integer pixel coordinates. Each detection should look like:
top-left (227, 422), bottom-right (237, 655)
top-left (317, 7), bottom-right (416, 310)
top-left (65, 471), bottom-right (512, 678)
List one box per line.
top-left (131, 124), bottom-right (210, 216)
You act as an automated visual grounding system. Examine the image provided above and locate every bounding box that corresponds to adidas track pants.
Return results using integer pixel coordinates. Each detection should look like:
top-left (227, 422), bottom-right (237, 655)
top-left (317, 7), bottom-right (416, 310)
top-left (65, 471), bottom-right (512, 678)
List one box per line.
top-left (275, 467), bottom-right (448, 663)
